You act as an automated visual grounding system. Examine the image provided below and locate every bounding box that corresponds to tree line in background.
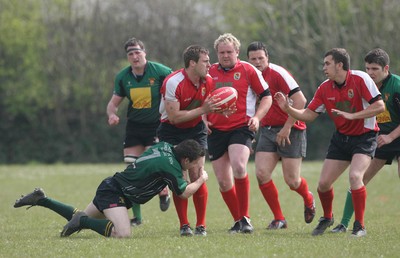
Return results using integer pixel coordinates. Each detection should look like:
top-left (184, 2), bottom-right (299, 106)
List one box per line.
top-left (1, 0), bottom-right (399, 163)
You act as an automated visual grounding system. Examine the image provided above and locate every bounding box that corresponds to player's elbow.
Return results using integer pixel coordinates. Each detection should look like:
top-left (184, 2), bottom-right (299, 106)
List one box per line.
top-left (179, 191), bottom-right (193, 199)
top-left (166, 113), bottom-right (181, 125)
top-left (298, 96), bottom-right (307, 108)
top-left (168, 118), bottom-right (180, 125)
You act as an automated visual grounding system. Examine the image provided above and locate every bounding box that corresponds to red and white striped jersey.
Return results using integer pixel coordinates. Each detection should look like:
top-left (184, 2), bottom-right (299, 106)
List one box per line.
top-left (308, 70), bottom-right (381, 135)
top-left (207, 60), bottom-right (270, 131)
top-left (261, 63), bottom-right (306, 130)
top-left (160, 68), bottom-right (213, 129)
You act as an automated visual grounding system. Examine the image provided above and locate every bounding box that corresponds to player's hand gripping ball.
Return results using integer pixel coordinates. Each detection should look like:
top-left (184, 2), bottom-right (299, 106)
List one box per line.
top-left (210, 87), bottom-right (238, 112)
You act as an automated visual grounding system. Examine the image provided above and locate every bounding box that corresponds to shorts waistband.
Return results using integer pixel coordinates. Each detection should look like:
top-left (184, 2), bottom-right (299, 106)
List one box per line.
top-left (335, 130), bottom-right (377, 142)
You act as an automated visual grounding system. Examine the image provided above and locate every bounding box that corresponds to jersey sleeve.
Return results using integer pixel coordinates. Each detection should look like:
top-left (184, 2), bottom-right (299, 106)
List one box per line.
top-left (113, 71), bottom-right (127, 97)
top-left (274, 66), bottom-right (300, 94)
top-left (307, 84), bottom-right (326, 113)
top-left (163, 72), bottom-right (183, 102)
top-left (167, 173), bottom-right (188, 196)
top-left (248, 64), bottom-right (270, 94)
top-left (164, 164), bottom-right (188, 195)
top-left (360, 73), bottom-right (381, 102)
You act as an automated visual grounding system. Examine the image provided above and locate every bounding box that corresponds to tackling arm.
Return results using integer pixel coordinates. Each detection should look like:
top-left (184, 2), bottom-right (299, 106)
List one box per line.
top-left (179, 171), bottom-right (208, 199)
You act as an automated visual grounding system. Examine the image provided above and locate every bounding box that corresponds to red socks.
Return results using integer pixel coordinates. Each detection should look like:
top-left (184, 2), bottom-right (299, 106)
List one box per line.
top-left (172, 192), bottom-right (189, 227)
top-left (173, 183), bottom-right (209, 228)
top-left (318, 188), bottom-right (334, 219)
top-left (220, 186), bottom-right (241, 221)
top-left (193, 183), bottom-right (208, 227)
top-left (351, 186), bottom-right (367, 227)
top-left (235, 174), bottom-right (250, 218)
top-left (259, 180), bottom-right (285, 220)
top-left (291, 177), bottom-right (313, 207)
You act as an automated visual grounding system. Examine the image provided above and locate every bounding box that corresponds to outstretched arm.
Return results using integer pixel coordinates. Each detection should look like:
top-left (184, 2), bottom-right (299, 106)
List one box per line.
top-left (274, 92), bottom-right (318, 122)
top-left (331, 99), bottom-right (385, 120)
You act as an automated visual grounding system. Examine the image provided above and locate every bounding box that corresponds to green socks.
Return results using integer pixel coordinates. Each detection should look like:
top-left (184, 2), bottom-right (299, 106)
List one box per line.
top-left (37, 197), bottom-right (78, 221)
top-left (131, 203), bottom-right (142, 222)
top-left (80, 216), bottom-right (113, 237)
top-left (37, 198), bottom-right (114, 237)
top-left (340, 189), bottom-right (354, 228)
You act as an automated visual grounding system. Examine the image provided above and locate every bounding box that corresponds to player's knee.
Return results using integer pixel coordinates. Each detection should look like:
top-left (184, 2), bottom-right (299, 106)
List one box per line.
top-left (112, 227), bottom-right (131, 238)
top-left (255, 171), bottom-right (272, 185)
top-left (317, 180), bottom-right (331, 192)
top-left (349, 173), bottom-right (363, 185)
top-left (218, 179), bottom-right (233, 192)
top-left (255, 168), bottom-right (266, 180)
top-left (287, 181), bottom-right (299, 189)
top-left (285, 177), bottom-right (300, 189)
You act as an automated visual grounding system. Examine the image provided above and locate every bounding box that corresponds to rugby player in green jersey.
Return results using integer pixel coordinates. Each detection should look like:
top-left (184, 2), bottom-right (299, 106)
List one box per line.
top-left (106, 37), bottom-right (173, 226)
top-left (14, 140), bottom-right (208, 238)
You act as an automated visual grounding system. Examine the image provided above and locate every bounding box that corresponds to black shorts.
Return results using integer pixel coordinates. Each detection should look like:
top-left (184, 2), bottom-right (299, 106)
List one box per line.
top-left (157, 121), bottom-right (208, 149)
top-left (92, 176), bottom-right (132, 212)
top-left (207, 126), bottom-right (255, 161)
top-left (124, 120), bottom-right (159, 148)
top-left (374, 134), bottom-right (400, 165)
top-left (326, 131), bottom-right (378, 161)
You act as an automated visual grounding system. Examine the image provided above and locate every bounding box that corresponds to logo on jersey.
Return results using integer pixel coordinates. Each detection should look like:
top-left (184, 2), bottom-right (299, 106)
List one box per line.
top-left (384, 93), bottom-right (390, 101)
top-left (234, 72), bottom-right (241, 80)
top-left (149, 78), bottom-right (155, 86)
top-left (201, 87), bottom-right (206, 96)
top-left (347, 89), bottom-right (354, 99)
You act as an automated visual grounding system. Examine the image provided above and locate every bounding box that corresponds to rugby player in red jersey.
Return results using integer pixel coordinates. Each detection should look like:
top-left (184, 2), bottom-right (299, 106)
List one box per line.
top-left (275, 48), bottom-right (385, 237)
top-left (158, 45), bottom-right (219, 236)
top-left (207, 33), bottom-right (272, 234)
top-left (247, 41), bottom-right (315, 230)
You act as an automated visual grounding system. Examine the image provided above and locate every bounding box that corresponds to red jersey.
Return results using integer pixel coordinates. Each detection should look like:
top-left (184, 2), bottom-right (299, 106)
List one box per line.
top-left (307, 70), bottom-right (381, 136)
top-left (207, 60), bottom-right (270, 131)
top-left (160, 68), bottom-right (213, 129)
top-left (261, 63), bottom-right (306, 130)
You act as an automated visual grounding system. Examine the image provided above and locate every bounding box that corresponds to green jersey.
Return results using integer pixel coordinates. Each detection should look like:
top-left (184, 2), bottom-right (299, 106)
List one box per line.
top-left (113, 142), bottom-right (187, 204)
top-left (376, 73), bottom-right (400, 133)
top-left (113, 61), bottom-right (172, 124)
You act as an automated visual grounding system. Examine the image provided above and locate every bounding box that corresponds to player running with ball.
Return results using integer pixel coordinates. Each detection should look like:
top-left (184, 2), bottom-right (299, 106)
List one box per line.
top-left (207, 33), bottom-right (272, 234)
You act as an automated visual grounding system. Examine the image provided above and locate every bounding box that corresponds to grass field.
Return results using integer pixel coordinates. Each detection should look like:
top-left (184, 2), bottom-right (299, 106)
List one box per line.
top-left (0, 161), bottom-right (399, 258)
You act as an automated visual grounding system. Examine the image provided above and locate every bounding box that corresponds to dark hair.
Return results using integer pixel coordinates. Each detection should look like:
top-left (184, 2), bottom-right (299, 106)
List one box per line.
top-left (364, 48), bottom-right (390, 68)
top-left (124, 37), bottom-right (145, 52)
top-left (246, 41), bottom-right (269, 58)
top-left (174, 139), bottom-right (205, 162)
top-left (183, 45), bottom-right (209, 68)
top-left (325, 48), bottom-right (350, 71)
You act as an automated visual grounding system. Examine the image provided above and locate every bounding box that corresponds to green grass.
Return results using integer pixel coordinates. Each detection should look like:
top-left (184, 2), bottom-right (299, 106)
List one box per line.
top-left (0, 162), bottom-right (399, 258)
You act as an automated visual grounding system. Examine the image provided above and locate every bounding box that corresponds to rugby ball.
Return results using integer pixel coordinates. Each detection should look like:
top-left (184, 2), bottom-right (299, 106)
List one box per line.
top-left (210, 87), bottom-right (238, 111)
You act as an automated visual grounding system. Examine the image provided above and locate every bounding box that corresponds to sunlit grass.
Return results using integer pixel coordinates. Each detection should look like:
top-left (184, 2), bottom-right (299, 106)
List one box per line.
top-left (1, 162), bottom-right (399, 257)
